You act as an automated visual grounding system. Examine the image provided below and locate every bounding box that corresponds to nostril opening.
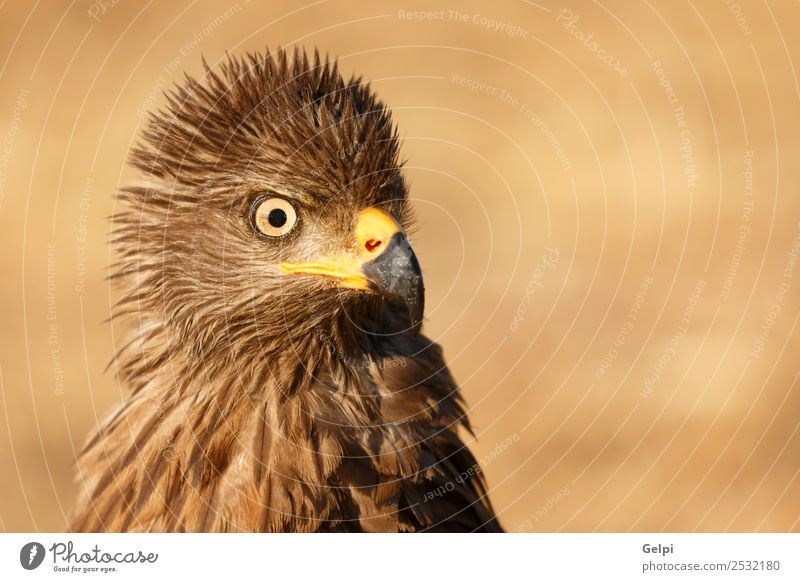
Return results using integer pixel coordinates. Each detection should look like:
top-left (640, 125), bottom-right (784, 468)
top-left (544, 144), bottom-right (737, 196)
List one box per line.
top-left (365, 239), bottom-right (382, 253)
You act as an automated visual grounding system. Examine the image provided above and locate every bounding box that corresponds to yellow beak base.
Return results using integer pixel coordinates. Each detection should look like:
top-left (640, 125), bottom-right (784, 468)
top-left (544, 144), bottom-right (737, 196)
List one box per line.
top-left (279, 207), bottom-right (402, 289)
top-left (279, 207), bottom-right (425, 332)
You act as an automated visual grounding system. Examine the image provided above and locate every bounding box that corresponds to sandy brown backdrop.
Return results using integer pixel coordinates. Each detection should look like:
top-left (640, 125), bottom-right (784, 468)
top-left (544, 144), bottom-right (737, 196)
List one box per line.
top-left (1, 0), bottom-right (799, 532)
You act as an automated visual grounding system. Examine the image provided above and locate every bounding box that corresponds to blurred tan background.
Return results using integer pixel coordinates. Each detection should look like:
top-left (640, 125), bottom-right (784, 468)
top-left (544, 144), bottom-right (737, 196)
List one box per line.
top-left (1, 0), bottom-right (800, 532)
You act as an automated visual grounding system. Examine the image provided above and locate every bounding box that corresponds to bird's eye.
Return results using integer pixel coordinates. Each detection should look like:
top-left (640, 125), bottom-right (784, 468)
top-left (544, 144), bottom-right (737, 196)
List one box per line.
top-left (252, 197), bottom-right (297, 237)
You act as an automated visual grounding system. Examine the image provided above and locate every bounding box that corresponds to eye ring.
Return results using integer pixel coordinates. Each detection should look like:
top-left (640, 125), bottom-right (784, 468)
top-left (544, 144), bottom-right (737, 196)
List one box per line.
top-left (251, 196), bottom-right (297, 237)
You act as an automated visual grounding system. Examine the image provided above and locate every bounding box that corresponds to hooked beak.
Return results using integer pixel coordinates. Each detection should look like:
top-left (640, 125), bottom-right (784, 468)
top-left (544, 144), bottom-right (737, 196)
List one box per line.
top-left (279, 208), bottom-right (425, 334)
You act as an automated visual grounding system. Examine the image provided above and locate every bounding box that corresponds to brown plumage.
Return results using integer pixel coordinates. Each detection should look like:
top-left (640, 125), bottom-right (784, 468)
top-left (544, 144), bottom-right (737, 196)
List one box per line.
top-left (69, 48), bottom-right (503, 532)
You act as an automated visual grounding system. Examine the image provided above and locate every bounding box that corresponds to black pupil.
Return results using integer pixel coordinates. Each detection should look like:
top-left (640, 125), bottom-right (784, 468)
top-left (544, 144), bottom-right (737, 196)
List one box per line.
top-left (267, 208), bottom-right (287, 228)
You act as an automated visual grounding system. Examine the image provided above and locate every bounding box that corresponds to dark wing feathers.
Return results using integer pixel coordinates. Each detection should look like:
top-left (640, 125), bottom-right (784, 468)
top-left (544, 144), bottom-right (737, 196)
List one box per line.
top-left (70, 328), bottom-right (503, 532)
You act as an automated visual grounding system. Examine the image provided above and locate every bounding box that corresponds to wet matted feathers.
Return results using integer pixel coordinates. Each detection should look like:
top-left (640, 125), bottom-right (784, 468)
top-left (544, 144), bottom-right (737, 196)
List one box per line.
top-left (69, 48), bottom-right (503, 532)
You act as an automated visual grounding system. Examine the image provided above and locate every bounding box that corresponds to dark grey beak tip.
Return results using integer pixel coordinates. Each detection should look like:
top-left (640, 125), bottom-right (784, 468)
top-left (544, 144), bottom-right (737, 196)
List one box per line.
top-left (362, 232), bottom-right (425, 335)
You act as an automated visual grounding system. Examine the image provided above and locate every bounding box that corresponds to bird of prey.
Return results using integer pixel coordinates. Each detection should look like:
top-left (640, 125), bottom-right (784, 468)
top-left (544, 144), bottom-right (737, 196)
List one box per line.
top-left (69, 48), bottom-right (503, 533)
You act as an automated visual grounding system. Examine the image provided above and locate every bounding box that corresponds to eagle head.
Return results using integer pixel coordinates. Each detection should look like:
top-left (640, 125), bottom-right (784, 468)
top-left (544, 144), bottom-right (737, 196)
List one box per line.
top-left (118, 48), bottom-right (424, 361)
